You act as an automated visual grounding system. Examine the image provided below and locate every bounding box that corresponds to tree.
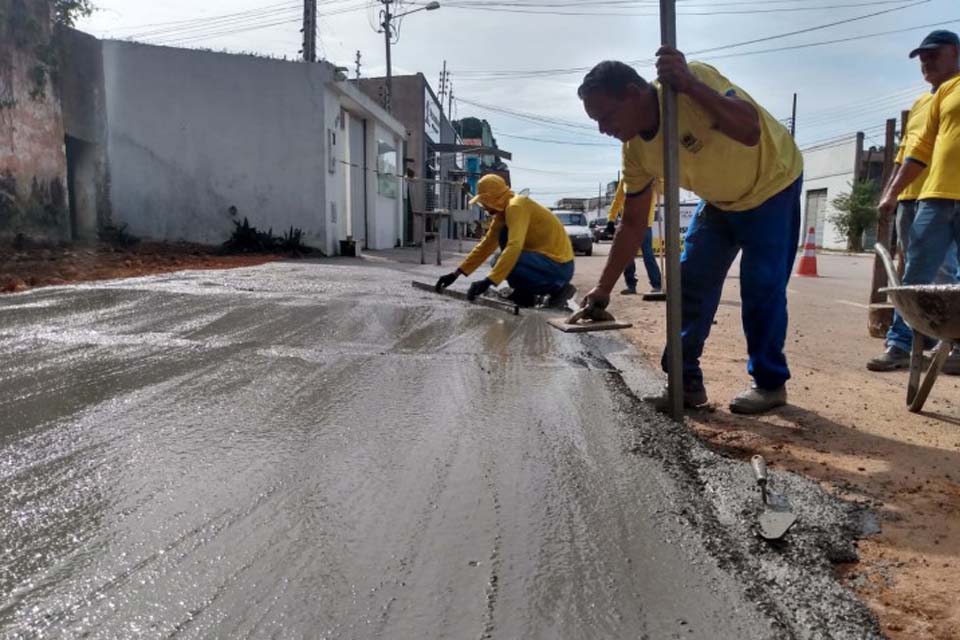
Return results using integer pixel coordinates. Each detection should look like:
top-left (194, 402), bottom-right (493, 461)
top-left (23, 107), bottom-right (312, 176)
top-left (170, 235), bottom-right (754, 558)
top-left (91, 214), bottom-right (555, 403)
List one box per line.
top-left (53, 0), bottom-right (94, 27)
top-left (829, 180), bottom-right (879, 253)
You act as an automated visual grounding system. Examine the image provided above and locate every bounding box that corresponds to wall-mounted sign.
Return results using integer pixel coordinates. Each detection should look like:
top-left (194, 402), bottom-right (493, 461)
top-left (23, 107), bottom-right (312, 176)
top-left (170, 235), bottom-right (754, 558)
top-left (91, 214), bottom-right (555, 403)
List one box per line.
top-left (424, 88), bottom-right (441, 143)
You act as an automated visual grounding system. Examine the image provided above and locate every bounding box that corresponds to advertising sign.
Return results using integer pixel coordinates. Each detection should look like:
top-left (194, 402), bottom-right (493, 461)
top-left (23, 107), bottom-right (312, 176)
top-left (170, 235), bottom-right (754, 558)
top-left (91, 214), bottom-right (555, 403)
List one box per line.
top-left (424, 88), bottom-right (441, 143)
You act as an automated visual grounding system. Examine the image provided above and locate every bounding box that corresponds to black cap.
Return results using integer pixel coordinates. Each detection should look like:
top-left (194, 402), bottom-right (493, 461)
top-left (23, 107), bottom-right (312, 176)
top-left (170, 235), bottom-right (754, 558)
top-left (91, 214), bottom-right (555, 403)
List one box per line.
top-left (909, 30), bottom-right (960, 58)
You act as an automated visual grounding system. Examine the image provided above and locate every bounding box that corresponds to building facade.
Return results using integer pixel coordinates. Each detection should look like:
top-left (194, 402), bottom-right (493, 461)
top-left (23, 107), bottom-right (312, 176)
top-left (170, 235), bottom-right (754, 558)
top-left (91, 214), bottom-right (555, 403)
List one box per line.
top-left (3, 22), bottom-right (406, 255)
top-left (355, 74), bottom-right (462, 243)
top-left (800, 132), bottom-right (884, 250)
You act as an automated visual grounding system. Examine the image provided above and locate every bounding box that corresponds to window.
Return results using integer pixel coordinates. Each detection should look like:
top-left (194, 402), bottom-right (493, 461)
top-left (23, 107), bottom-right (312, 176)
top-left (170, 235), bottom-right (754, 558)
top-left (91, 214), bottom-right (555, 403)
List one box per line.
top-left (377, 140), bottom-right (398, 199)
top-left (554, 212), bottom-right (586, 226)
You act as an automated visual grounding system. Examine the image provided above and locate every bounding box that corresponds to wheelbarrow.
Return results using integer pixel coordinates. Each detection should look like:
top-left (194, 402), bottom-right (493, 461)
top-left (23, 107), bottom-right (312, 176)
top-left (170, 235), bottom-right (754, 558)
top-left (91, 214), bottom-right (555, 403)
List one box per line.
top-left (875, 243), bottom-right (960, 412)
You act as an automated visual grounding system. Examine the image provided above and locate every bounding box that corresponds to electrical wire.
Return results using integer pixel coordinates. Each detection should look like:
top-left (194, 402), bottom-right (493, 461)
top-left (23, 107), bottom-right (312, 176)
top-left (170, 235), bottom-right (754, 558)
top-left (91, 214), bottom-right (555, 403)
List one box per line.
top-left (454, 1), bottom-right (932, 80)
top-left (438, 0), bottom-right (917, 17)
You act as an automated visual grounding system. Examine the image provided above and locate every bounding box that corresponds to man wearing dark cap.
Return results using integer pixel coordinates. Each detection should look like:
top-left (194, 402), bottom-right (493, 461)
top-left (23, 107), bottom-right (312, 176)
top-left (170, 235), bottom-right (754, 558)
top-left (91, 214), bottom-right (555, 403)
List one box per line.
top-left (872, 30), bottom-right (960, 375)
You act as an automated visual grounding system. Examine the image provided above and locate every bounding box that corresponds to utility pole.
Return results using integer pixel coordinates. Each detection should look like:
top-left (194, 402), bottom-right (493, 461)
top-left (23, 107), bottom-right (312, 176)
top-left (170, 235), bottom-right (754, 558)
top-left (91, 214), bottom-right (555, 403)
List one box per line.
top-left (448, 83), bottom-right (454, 122)
top-left (378, 0), bottom-right (439, 113)
top-left (355, 50), bottom-right (362, 80)
top-left (381, 0), bottom-right (394, 112)
top-left (790, 93), bottom-right (797, 137)
top-left (302, 0), bottom-right (317, 62)
top-left (438, 61), bottom-right (448, 114)
top-left (660, 0), bottom-right (684, 422)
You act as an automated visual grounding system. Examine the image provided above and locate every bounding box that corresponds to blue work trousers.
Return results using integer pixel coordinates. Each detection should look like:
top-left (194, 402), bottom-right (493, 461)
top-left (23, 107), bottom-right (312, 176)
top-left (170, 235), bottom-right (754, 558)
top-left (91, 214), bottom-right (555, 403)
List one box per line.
top-left (886, 199), bottom-right (960, 353)
top-left (623, 227), bottom-right (663, 290)
top-left (660, 177), bottom-right (803, 391)
top-left (896, 200), bottom-right (959, 284)
top-left (498, 224), bottom-right (574, 295)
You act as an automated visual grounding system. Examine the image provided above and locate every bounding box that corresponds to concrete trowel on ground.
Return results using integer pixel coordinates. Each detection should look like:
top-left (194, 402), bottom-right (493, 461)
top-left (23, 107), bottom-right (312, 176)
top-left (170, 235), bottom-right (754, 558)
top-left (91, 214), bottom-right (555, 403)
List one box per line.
top-left (411, 280), bottom-right (521, 315)
top-left (547, 302), bottom-right (632, 333)
top-left (751, 455), bottom-right (797, 541)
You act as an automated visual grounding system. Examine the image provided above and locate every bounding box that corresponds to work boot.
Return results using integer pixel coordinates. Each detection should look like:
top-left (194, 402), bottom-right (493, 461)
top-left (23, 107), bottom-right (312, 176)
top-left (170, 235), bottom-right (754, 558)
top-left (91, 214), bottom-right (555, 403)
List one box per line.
top-left (944, 346), bottom-right (960, 376)
top-left (866, 346), bottom-right (911, 372)
top-left (620, 287), bottom-right (637, 295)
top-left (642, 386), bottom-right (708, 412)
top-left (544, 283), bottom-right (577, 309)
top-left (729, 385), bottom-right (787, 415)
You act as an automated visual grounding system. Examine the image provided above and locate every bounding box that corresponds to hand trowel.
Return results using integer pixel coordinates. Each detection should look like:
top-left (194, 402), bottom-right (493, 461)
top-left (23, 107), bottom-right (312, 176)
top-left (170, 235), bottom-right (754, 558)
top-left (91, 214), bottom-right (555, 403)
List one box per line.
top-left (751, 455), bottom-right (797, 541)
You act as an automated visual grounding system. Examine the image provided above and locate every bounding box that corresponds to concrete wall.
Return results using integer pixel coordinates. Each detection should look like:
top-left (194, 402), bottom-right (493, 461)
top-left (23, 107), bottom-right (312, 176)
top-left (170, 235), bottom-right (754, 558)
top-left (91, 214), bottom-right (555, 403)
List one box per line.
top-left (0, 0), bottom-right (69, 241)
top-left (101, 41), bottom-right (332, 247)
top-left (800, 138), bottom-right (859, 250)
top-left (59, 27), bottom-right (109, 241)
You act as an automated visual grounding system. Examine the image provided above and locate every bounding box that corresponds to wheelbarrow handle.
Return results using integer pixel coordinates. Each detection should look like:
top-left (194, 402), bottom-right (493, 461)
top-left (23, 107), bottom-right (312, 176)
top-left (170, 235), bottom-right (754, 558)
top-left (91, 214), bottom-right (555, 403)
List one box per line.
top-left (874, 242), bottom-right (900, 288)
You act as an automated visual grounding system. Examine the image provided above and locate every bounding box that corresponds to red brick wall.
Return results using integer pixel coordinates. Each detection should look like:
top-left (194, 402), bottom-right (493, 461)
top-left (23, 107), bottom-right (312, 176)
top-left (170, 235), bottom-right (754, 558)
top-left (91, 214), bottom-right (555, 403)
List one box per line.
top-left (0, 0), bottom-right (70, 241)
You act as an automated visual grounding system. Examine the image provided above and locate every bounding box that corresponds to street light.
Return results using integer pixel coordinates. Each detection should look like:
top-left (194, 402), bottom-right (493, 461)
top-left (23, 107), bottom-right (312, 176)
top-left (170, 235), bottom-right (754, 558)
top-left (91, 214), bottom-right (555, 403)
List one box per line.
top-left (380, 1), bottom-right (441, 112)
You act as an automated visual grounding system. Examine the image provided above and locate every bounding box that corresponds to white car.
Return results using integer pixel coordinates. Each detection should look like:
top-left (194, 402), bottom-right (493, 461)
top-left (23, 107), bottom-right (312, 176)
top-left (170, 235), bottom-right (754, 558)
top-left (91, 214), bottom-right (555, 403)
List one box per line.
top-left (553, 211), bottom-right (593, 256)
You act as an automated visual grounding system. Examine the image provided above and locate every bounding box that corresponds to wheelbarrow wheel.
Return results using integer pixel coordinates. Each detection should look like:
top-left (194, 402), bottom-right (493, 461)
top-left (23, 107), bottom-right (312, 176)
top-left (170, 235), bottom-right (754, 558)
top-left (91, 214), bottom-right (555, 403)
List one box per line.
top-left (907, 335), bottom-right (951, 413)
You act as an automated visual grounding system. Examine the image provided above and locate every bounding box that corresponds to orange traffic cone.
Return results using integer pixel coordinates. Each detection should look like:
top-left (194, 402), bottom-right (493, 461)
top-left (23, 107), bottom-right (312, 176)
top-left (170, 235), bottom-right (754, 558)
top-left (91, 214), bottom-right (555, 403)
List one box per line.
top-left (796, 226), bottom-right (819, 277)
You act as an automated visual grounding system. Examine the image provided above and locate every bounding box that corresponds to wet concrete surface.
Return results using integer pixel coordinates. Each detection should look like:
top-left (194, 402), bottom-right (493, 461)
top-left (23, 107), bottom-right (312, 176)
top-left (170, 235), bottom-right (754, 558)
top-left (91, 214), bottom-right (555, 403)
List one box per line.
top-left (1, 258), bottom-right (882, 639)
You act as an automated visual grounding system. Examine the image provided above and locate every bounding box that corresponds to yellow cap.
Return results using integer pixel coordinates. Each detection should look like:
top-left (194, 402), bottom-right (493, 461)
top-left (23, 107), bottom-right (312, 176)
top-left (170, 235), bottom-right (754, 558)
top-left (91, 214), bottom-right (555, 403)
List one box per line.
top-left (468, 174), bottom-right (513, 210)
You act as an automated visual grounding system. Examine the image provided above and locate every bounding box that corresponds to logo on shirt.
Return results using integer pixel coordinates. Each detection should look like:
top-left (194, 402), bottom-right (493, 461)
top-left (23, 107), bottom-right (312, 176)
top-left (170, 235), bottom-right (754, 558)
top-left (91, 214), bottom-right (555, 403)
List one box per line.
top-left (680, 132), bottom-right (703, 153)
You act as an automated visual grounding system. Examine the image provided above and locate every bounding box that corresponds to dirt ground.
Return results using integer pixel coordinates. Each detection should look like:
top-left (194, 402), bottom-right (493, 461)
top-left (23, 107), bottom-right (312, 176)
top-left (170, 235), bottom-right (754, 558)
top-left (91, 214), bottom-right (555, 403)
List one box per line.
top-left (0, 241), bottom-right (279, 293)
top-left (3, 240), bottom-right (958, 638)
top-left (573, 249), bottom-right (960, 640)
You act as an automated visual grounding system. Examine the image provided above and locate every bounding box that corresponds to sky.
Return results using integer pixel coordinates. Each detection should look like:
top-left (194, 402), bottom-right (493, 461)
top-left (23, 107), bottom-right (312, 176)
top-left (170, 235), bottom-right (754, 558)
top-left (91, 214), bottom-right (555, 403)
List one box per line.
top-left (76, 0), bottom-right (958, 206)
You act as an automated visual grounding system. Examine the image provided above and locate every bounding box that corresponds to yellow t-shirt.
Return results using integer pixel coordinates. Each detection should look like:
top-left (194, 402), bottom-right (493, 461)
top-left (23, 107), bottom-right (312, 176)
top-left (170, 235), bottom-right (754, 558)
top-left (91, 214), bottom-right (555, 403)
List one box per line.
top-left (906, 73), bottom-right (960, 201)
top-left (622, 62), bottom-right (803, 212)
top-left (897, 92), bottom-right (933, 201)
top-left (459, 195), bottom-right (574, 285)
top-left (607, 178), bottom-right (657, 226)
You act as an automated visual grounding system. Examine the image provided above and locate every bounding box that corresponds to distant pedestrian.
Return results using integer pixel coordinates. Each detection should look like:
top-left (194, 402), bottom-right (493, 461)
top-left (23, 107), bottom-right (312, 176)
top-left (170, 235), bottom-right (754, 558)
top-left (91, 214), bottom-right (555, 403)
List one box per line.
top-left (870, 30), bottom-right (960, 375)
top-left (607, 179), bottom-right (662, 295)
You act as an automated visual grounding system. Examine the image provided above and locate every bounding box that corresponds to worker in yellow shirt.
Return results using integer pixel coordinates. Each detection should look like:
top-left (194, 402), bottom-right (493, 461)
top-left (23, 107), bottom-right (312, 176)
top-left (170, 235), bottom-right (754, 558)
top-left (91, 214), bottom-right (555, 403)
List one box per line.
top-left (875, 30), bottom-right (960, 374)
top-left (578, 48), bottom-right (804, 415)
top-left (435, 174), bottom-right (577, 308)
top-left (607, 179), bottom-right (662, 295)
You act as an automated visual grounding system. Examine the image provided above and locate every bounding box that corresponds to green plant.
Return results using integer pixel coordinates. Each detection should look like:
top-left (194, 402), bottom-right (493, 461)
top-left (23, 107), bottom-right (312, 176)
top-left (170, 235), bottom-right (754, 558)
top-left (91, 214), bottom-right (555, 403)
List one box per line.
top-left (829, 180), bottom-right (879, 253)
top-left (98, 222), bottom-right (140, 247)
top-left (53, 0), bottom-right (94, 27)
top-left (222, 218), bottom-right (311, 255)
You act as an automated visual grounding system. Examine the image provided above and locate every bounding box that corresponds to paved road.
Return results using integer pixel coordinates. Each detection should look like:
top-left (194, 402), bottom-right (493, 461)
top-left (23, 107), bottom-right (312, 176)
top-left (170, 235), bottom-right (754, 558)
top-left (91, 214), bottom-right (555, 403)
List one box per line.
top-left (0, 259), bottom-right (879, 639)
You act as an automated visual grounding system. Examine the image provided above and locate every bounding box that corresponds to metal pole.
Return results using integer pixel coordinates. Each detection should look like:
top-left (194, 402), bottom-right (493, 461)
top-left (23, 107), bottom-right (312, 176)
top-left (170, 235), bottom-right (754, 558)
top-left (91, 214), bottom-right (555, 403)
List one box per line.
top-left (660, 0), bottom-right (684, 422)
top-left (790, 93), bottom-right (797, 138)
top-left (302, 0), bottom-right (317, 62)
top-left (382, 0), bottom-right (393, 112)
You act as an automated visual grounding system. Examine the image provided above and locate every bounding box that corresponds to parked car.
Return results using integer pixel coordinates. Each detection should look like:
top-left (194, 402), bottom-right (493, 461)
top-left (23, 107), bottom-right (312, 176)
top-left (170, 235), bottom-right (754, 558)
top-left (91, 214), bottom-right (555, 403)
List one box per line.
top-left (589, 218), bottom-right (614, 242)
top-left (553, 211), bottom-right (593, 256)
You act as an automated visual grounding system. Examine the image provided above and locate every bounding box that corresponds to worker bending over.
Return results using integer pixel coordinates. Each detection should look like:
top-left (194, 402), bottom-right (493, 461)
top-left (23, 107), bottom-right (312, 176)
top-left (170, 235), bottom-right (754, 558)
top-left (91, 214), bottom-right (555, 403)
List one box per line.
top-left (578, 48), bottom-right (803, 415)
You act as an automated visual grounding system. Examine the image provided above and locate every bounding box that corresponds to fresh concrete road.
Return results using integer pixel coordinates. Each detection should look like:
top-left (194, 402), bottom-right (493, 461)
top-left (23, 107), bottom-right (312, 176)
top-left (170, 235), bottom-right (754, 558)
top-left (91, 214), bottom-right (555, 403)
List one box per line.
top-left (0, 259), bottom-right (877, 639)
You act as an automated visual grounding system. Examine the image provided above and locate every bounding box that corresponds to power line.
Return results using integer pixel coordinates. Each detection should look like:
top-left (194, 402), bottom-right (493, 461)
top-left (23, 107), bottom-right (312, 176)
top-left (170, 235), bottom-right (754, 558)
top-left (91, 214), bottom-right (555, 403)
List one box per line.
top-left (105, 2), bottom-right (299, 36)
top-left (497, 132), bottom-right (615, 147)
top-left (151, 2), bottom-right (370, 46)
top-left (454, 0), bottom-right (931, 80)
top-left (438, 0), bottom-right (916, 16)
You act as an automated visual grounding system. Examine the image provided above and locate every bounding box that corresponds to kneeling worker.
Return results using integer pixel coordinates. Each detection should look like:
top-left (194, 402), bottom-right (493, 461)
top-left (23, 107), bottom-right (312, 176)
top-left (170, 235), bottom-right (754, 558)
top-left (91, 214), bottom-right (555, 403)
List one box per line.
top-left (436, 174), bottom-right (577, 307)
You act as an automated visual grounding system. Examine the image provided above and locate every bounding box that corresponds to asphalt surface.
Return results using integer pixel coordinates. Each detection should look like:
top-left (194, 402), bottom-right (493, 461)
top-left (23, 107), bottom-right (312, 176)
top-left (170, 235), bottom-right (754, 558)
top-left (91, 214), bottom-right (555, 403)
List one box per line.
top-left (0, 258), bottom-right (882, 639)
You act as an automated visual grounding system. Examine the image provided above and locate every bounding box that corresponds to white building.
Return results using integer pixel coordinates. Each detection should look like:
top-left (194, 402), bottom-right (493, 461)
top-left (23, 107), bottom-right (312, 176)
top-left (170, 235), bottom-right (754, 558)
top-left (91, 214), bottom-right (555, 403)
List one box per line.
top-left (799, 133), bottom-right (884, 250)
top-left (61, 34), bottom-right (406, 256)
